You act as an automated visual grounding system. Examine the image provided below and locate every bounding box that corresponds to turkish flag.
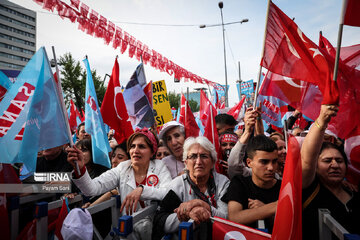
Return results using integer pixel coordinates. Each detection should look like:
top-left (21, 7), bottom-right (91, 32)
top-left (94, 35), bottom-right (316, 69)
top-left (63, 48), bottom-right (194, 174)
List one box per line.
top-left (203, 102), bottom-right (221, 164)
top-left (259, 70), bottom-right (322, 121)
top-left (69, 99), bottom-right (78, 132)
top-left (344, 125), bottom-right (360, 186)
top-left (200, 90), bottom-right (215, 126)
top-left (54, 199), bottom-right (69, 240)
top-left (345, 126), bottom-right (360, 171)
top-left (100, 58), bottom-right (133, 144)
top-left (262, 2), bottom-right (339, 105)
top-left (318, 34), bottom-right (360, 139)
top-left (212, 216), bottom-right (272, 240)
top-left (271, 136), bottom-right (302, 240)
top-left (179, 94), bottom-right (200, 138)
top-left (143, 81), bottom-right (153, 108)
top-left (227, 96), bottom-right (246, 121)
top-left (343, 0), bottom-right (360, 27)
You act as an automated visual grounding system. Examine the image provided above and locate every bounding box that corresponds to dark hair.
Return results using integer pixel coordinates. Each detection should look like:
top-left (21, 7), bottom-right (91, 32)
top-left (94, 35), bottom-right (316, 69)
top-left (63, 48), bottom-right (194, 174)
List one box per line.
top-left (127, 131), bottom-right (159, 157)
top-left (77, 122), bottom-right (85, 135)
top-left (270, 132), bottom-right (284, 141)
top-left (247, 135), bottom-right (277, 159)
top-left (111, 141), bottom-right (130, 159)
top-left (320, 142), bottom-right (348, 167)
top-left (215, 114), bottom-right (237, 126)
top-left (158, 140), bottom-right (165, 148)
top-left (75, 138), bottom-right (93, 163)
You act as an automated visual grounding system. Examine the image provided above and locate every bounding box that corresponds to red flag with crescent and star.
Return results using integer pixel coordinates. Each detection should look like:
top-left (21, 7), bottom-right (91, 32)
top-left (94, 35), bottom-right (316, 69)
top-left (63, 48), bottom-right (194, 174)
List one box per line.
top-left (212, 216), bottom-right (272, 240)
top-left (227, 95), bottom-right (246, 121)
top-left (100, 58), bottom-right (133, 143)
top-left (271, 135), bottom-right (302, 240)
top-left (262, 1), bottom-right (339, 105)
top-left (179, 94), bottom-right (200, 138)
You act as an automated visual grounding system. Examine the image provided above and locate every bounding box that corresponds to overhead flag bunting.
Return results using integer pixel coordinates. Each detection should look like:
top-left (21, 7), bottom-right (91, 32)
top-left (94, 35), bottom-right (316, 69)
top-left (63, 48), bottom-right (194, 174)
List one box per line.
top-left (84, 58), bottom-right (111, 168)
top-left (31, 0), bottom-right (218, 87)
top-left (0, 47), bottom-right (70, 171)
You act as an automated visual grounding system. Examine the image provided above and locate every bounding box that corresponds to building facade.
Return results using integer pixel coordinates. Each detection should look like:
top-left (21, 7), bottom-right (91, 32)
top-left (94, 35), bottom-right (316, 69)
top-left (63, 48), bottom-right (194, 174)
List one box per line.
top-left (0, 0), bottom-right (36, 71)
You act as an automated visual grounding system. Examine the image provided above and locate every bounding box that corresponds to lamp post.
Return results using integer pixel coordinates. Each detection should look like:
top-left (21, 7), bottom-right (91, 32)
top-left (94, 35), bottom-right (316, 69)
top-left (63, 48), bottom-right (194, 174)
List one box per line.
top-left (200, 3), bottom-right (248, 107)
top-left (218, 2), bottom-right (228, 107)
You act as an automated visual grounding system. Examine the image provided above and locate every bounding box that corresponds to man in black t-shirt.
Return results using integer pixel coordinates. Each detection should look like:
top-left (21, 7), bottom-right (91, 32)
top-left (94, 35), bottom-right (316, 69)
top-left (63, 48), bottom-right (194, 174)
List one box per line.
top-left (223, 135), bottom-right (280, 233)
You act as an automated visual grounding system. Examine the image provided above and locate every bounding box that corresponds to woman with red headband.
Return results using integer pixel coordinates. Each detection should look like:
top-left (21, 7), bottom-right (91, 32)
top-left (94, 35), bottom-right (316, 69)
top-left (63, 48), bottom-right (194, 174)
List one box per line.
top-left (67, 128), bottom-right (172, 240)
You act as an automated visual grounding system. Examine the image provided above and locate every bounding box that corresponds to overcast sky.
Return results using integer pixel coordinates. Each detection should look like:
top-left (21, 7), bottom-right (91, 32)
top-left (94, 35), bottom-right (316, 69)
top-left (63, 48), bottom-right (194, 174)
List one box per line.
top-left (8, 0), bottom-right (360, 106)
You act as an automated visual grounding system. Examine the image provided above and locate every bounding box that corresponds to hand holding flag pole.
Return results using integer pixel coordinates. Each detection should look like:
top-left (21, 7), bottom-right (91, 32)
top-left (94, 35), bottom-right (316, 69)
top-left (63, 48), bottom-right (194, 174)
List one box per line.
top-left (51, 46), bottom-right (80, 175)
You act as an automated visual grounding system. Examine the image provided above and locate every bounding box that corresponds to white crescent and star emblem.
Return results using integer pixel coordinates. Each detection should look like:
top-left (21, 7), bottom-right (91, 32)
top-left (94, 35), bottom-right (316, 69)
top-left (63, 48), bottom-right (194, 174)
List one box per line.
top-left (284, 33), bottom-right (300, 59)
top-left (224, 231), bottom-right (247, 240)
top-left (297, 27), bottom-right (307, 43)
top-left (277, 182), bottom-right (295, 237)
top-left (283, 76), bottom-right (304, 88)
top-left (308, 48), bottom-right (323, 58)
top-left (114, 86), bottom-right (123, 120)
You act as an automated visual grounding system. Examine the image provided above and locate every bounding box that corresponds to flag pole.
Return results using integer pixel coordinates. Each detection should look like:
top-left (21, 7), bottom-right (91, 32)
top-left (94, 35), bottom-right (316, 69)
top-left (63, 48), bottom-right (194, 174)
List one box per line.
top-left (51, 46), bottom-right (80, 175)
top-left (283, 119), bottom-right (288, 147)
top-left (51, 46), bottom-right (74, 147)
top-left (332, 0), bottom-right (347, 82)
top-left (253, 0), bottom-right (271, 108)
top-left (210, 104), bottom-right (215, 145)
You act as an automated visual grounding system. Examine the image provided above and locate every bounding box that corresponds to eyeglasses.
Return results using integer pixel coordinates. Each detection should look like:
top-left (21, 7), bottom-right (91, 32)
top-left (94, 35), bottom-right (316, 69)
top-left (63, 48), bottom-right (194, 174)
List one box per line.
top-left (186, 153), bottom-right (211, 161)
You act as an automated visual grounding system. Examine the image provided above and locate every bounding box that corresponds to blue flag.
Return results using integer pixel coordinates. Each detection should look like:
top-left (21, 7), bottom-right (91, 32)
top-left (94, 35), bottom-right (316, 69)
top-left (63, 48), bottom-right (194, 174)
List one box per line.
top-left (212, 84), bottom-right (228, 106)
top-left (0, 70), bottom-right (12, 102)
top-left (0, 70), bottom-right (12, 90)
top-left (123, 64), bottom-right (154, 129)
top-left (0, 47), bottom-right (69, 171)
top-left (83, 58), bottom-right (111, 168)
top-left (239, 79), bottom-right (254, 97)
top-left (257, 95), bottom-right (287, 128)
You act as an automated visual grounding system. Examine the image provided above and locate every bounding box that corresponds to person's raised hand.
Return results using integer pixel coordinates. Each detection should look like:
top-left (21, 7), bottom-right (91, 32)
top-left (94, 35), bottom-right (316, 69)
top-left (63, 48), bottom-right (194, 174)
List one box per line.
top-left (66, 145), bottom-right (85, 169)
top-left (317, 105), bottom-right (339, 129)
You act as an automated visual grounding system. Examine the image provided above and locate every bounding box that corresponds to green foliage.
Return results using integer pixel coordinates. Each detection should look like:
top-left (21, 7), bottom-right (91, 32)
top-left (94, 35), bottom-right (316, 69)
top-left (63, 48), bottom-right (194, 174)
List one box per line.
top-left (59, 53), bottom-right (106, 112)
top-left (168, 91), bottom-right (180, 110)
top-left (188, 99), bottom-right (199, 112)
top-left (168, 91), bottom-right (199, 113)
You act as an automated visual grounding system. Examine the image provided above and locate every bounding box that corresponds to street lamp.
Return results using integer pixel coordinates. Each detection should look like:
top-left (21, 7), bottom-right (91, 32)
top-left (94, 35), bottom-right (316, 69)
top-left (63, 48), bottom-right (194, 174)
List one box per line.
top-left (219, 1), bottom-right (229, 107)
top-left (200, 3), bottom-right (248, 107)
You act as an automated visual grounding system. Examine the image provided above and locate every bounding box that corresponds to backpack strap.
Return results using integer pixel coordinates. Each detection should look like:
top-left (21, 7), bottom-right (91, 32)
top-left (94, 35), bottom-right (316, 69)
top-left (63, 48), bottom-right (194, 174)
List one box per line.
top-left (303, 183), bottom-right (320, 210)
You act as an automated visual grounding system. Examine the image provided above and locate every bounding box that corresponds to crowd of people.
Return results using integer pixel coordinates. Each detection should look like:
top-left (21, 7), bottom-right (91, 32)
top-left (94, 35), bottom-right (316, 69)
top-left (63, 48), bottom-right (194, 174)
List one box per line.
top-left (7, 102), bottom-right (360, 240)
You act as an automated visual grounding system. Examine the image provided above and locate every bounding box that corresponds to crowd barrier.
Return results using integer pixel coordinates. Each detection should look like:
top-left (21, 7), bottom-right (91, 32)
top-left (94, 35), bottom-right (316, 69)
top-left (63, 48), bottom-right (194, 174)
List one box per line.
top-left (12, 195), bottom-right (360, 240)
top-left (318, 209), bottom-right (360, 240)
top-left (110, 202), bottom-right (158, 240)
top-left (34, 194), bottom-right (83, 239)
top-left (9, 193), bottom-right (57, 240)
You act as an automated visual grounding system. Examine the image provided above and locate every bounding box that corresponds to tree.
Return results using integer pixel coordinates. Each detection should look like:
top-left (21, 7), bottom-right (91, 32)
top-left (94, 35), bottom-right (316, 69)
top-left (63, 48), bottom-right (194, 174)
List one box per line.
top-left (168, 91), bottom-right (199, 112)
top-left (168, 91), bottom-right (180, 110)
top-left (188, 99), bottom-right (199, 112)
top-left (59, 53), bottom-right (106, 113)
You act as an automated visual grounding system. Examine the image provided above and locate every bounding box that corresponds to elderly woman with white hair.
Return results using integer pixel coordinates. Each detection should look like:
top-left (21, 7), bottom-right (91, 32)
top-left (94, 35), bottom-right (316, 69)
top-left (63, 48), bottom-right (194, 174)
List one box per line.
top-left (152, 136), bottom-right (230, 239)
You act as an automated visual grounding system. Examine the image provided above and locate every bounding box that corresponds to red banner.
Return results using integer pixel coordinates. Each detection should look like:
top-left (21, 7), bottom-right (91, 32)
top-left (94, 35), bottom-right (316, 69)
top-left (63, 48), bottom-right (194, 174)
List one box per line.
top-left (212, 217), bottom-right (272, 240)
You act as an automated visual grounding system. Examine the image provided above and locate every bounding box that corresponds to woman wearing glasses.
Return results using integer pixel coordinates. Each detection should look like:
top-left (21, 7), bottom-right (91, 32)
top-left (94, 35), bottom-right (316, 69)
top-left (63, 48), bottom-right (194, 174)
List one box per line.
top-left (153, 136), bottom-right (229, 239)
